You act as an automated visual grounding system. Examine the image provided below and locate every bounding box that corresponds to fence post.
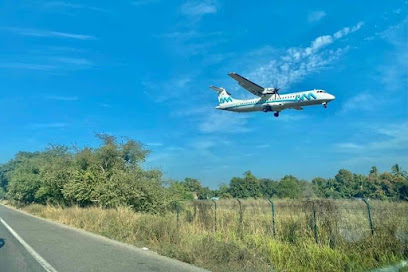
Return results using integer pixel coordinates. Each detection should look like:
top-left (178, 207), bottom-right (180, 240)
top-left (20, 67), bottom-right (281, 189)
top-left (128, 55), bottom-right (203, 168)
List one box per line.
top-left (268, 198), bottom-right (276, 237)
top-left (236, 199), bottom-right (243, 233)
top-left (362, 198), bottom-right (374, 236)
top-left (193, 202), bottom-right (197, 221)
top-left (212, 199), bottom-right (217, 232)
top-left (176, 201), bottom-right (181, 231)
top-left (312, 201), bottom-right (318, 244)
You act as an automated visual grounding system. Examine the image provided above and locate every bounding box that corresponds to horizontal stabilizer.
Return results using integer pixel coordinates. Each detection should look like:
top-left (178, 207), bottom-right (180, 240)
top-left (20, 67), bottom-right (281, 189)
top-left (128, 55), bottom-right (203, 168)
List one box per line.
top-left (210, 86), bottom-right (225, 92)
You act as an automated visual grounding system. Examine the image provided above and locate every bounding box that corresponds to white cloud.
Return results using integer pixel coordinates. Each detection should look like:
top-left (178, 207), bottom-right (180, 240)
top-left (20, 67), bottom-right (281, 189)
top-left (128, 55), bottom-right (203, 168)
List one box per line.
top-left (378, 18), bottom-right (408, 92)
top-left (52, 57), bottom-right (92, 65)
top-left (42, 1), bottom-right (108, 13)
top-left (339, 93), bottom-right (381, 114)
top-left (180, 0), bottom-right (217, 17)
top-left (247, 22), bottom-right (364, 90)
top-left (146, 142), bottom-right (163, 147)
top-left (256, 144), bottom-right (270, 149)
top-left (45, 96), bottom-right (79, 101)
top-left (308, 10), bottom-right (326, 23)
top-left (155, 31), bottom-right (224, 56)
top-left (333, 22), bottom-right (364, 39)
top-left (335, 142), bottom-right (364, 151)
top-left (0, 56), bottom-right (94, 72)
top-left (131, 0), bottom-right (159, 6)
top-left (335, 122), bottom-right (408, 154)
top-left (143, 75), bottom-right (194, 102)
top-left (0, 63), bottom-right (56, 71)
top-left (0, 27), bottom-right (96, 40)
top-left (199, 111), bottom-right (251, 133)
top-left (28, 123), bottom-right (68, 129)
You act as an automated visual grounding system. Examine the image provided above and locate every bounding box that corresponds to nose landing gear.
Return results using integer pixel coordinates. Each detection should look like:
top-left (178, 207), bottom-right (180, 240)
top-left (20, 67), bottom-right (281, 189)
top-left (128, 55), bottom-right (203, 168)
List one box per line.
top-left (274, 111), bottom-right (280, 117)
top-left (322, 102), bottom-right (327, 109)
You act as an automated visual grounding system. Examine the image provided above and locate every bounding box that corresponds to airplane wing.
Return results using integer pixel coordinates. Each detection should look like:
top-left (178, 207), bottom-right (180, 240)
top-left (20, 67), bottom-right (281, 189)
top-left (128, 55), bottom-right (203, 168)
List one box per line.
top-left (228, 72), bottom-right (265, 97)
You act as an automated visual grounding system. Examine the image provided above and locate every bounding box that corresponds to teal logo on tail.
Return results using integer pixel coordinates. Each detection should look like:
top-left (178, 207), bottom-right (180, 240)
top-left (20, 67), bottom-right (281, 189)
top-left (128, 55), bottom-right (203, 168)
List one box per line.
top-left (295, 93), bottom-right (316, 102)
top-left (219, 97), bottom-right (233, 104)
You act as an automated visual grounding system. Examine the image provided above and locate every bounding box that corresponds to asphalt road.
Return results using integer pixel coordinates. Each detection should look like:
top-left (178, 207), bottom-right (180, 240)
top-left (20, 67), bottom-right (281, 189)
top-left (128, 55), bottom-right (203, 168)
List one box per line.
top-left (0, 204), bottom-right (208, 272)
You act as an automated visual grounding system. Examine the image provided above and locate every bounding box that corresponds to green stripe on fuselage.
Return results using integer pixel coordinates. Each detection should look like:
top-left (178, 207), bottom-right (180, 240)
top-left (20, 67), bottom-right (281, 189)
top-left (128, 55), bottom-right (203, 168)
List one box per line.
top-left (224, 98), bottom-right (297, 109)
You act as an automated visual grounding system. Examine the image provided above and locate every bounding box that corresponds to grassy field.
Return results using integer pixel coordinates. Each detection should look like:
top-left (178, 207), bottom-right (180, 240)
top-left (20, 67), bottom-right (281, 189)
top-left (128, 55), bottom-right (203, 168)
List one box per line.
top-left (17, 199), bottom-right (408, 272)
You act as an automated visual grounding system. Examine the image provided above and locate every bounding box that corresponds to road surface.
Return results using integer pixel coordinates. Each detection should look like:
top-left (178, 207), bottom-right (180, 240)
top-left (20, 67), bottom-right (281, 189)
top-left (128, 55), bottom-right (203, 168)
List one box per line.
top-left (0, 204), bottom-right (208, 272)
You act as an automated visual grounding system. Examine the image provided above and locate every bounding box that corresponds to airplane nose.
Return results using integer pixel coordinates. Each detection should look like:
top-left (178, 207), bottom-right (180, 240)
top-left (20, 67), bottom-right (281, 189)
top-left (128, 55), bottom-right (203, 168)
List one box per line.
top-left (330, 94), bottom-right (335, 100)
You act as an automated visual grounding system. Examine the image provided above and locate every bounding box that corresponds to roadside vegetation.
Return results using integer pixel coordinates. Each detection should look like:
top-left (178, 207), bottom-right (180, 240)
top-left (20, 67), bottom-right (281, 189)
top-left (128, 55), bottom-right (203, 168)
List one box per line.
top-left (18, 200), bottom-right (408, 272)
top-left (1, 134), bottom-right (408, 271)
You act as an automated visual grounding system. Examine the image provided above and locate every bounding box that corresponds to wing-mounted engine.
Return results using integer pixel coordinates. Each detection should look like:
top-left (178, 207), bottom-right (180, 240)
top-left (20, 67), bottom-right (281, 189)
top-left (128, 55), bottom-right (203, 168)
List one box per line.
top-left (262, 88), bottom-right (280, 95)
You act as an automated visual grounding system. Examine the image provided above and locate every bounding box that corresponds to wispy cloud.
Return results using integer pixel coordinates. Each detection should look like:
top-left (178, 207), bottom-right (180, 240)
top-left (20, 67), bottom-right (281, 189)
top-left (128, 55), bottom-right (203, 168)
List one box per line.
top-left (335, 142), bottom-right (364, 150)
top-left (146, 142), bottom-right (164, 147)
top-left (339, 93), bottom-right (381, 114)
top-left (45, 95), bottom-right (79, 101)
top-left (247, 22), bottom-right (364, 90)
top-left (99, 103), bottom-right (112, 108)
top-left (308, 10), bottom-right (326, 23)
top-left (52, 57), bottom-right (93, 66)
top-left (378, 18), bottom-right (408, 92)
top-left (42, 1), bottom-right (108, 13)
top-left (28, 122), bottom-right (68, 129)
top-left (155, 31), bottom-right (224, 56)
top-left (180, 0), bottom-right (217, 18)
top-left (0, 63), bottom-right (56, 71)
top-left (199, 111), bottom-right (251, 133)
top-left (1, 27), bottom-right (96, 40)
top-left (335, 122), bottom-right (408, 154)
top-left (143, 75), bottom-right (194, 102)
top-left (256, 144), bottom-right (271, 149)
top-left (0, 56), bottom-right (94, 72)
top-left (131, 0), bottom-right (159, 6)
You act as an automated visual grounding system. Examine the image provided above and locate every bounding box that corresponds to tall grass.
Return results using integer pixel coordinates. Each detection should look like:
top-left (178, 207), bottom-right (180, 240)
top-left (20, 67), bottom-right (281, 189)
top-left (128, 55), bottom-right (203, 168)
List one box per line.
top-left (22, 199), bottom-right (408, 272)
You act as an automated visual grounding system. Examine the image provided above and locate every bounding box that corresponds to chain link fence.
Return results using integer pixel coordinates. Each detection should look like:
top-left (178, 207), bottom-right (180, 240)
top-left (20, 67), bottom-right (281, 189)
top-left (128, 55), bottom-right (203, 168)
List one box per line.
top-left (171, 199), bottom-right (408, 248)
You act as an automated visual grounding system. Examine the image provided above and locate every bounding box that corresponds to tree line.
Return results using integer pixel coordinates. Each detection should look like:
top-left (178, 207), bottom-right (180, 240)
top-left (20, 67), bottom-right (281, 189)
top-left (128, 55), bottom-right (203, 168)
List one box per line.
top-left (0, 135), bottom-right (407, 213)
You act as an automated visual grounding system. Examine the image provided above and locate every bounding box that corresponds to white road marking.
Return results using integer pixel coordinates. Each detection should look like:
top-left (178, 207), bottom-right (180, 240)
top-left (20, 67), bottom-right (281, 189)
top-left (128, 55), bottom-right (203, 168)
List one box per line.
top-left (0, 217), bottom-right (58, 272)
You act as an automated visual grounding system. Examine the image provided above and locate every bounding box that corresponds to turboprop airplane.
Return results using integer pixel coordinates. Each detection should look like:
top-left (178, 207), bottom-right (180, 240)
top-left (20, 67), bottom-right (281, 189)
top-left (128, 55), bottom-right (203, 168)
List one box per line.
top-left (210, 72), bottom-right (335, 117)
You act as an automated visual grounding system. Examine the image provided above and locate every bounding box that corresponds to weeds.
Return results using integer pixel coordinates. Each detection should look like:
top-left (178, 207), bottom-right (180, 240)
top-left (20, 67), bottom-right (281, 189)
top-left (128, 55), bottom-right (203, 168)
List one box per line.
top-left (21, 199), bottom-right (408, 272)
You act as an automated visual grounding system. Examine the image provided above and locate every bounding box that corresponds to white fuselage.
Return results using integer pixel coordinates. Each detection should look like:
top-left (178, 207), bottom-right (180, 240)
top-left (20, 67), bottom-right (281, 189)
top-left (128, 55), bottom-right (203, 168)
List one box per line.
top-left (216, 89), bottom-right (335, 112)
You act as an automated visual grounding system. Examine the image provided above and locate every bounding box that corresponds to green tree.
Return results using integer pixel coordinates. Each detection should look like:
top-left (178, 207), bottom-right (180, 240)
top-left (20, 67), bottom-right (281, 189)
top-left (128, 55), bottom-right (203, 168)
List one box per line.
top-left (229, 171), bottom-right (262, 198)
top-left (259, 178), bottom-right (278, 198)
top-left (183, 177), bottom-right (202, 193)
top-left (277, 175), bottom-right (302, 199)
top-left (391, 164), bottom-right (408, 179)
top-left (369, 166), bottom-right (379, 177)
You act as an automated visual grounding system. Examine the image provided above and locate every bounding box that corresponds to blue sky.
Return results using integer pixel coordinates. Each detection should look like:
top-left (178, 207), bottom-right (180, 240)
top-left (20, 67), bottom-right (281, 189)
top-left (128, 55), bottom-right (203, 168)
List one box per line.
top-left (0, 1), bottom-right (407, 188)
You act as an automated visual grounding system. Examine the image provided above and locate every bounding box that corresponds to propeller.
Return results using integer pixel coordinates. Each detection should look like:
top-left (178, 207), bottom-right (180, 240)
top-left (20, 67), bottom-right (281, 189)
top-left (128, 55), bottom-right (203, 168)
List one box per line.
top-left (271, 80), bottom-right (281, 99)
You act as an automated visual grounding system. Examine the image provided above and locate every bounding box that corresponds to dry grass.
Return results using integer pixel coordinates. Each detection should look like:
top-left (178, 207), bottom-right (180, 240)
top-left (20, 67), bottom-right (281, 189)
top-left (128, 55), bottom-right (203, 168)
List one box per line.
top-left (21, 199), bottom-right (408, 272)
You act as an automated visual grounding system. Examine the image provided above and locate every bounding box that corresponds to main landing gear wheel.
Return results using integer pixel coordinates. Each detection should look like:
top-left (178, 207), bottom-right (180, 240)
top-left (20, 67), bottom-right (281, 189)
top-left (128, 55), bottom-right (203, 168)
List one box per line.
top-left (274, 112), bottom-right (279, 117)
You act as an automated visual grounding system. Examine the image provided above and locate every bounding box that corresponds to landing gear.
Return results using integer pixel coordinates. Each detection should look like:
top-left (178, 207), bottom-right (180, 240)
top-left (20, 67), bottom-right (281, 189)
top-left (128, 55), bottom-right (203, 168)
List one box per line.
top-left (274, 111), bottom-right (280, 117)
top-left (263, 105), bottom-right (272, 112)
top-left (322, 102), bottom-right (327, 109)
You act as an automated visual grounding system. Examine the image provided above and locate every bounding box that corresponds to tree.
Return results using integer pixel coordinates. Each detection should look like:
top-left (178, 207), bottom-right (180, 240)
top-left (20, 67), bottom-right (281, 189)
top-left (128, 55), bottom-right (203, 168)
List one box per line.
top-left (391, 164), bottom-right (408, 179)
top-left (369, 166), bottom-right (379, 177)
top-left (229, 171), bottom-right (262, 198)
top-left (277, 175), bottom-right (302, 199)
top-left (260, 178), bottom-right (278, 198)
top-left (183, 177), bottom-right (202, 193)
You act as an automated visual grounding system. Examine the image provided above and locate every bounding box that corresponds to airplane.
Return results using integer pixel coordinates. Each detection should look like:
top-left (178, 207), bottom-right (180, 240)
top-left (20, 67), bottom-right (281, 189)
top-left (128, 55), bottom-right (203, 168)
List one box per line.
top-left (210, 72), bottom-right (335, 117)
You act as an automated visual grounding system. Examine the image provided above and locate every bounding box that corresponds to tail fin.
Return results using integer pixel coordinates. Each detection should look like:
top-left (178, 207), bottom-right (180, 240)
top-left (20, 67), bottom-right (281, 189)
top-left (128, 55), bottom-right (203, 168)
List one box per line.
top-left (210, 86), bottom-right (235, 105)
